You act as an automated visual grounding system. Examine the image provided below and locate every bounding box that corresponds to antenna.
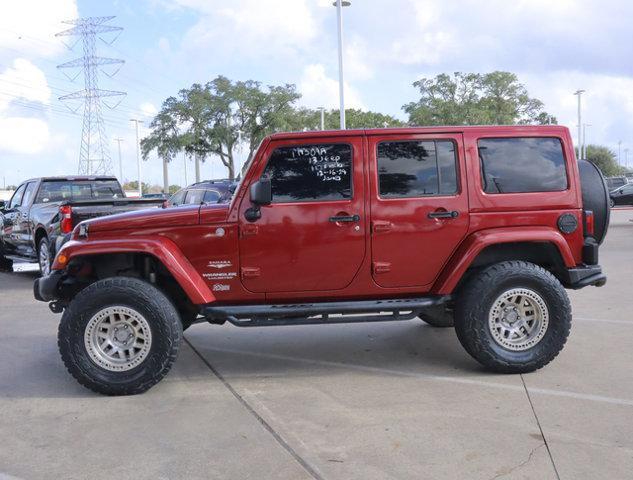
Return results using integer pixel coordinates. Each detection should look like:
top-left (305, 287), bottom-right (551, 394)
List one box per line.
top-left (56, 17), bottom-right (126, 175)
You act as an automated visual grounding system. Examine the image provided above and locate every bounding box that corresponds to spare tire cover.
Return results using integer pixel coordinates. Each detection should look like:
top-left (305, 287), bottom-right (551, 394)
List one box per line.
top-left (578, 159), bottom-right (610, 244)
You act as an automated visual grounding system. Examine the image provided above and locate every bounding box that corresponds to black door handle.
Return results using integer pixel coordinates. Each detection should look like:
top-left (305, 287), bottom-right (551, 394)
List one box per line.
top-left (329, 214), bottom-right (360, 223)
top-left (428, 210), bottom-right (459, 219)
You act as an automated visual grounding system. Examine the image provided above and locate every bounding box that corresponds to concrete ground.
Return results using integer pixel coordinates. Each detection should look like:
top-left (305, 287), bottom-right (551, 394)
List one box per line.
top-left (1, 210), bottom-right (632, 480)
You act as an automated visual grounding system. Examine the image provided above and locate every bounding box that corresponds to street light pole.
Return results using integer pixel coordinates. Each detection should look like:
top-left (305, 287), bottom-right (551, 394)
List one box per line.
top-left (573, 89), bottom-right (585, 159)
top-left (618, 140), bottom-right (622, 166)
top-left (114, 137), bottom-right (124, 183)
top-left (582, 123), bottom-right (591, 160)
top-left (318, 107), bottom-right (325, 130)
top-left (130, 119), bottom-right (144, 197)
top-left (333, 1), bottom-right (351, 130)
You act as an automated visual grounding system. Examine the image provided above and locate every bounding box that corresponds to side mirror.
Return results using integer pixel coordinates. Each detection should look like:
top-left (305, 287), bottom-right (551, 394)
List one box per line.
top-left (0, 200), bottom-right (5, 211)
top-left (249, 176), bottom-right (272, 206)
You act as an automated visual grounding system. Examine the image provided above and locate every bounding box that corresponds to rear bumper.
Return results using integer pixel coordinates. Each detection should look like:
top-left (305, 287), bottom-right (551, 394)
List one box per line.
top-left (33, 270), bottom-right (64, 302)
top-left (563, 264), bottom-right (606, 290)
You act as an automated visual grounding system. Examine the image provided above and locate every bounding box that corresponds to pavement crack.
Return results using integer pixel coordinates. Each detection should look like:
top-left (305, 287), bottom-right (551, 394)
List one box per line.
top-left (184, 338), bottom-right (324, 480)
top-left (520, 374), bottom-right (561, 480)
top-left (489, 443), bottom-right (544, 479)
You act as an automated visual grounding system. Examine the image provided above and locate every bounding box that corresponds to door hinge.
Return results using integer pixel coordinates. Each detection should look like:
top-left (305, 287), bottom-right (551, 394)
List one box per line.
top-left (372, 221), bottom-right (392, 234)
top-left (241, 267), bottom-right (261, 279)
top-left (372, 262), bottom-right (391, 274)
top-left (240, 225), bottom-right (258, 238)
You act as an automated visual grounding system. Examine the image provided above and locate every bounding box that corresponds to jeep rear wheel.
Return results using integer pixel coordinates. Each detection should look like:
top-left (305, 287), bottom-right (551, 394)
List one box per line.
top-left (58, 277), bottom-right (182, 395)
top-left (454, 261), bottom-right (571, 373)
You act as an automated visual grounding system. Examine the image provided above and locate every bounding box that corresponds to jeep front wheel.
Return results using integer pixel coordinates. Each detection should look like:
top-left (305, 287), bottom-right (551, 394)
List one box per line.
top-left (454, 261), bottom-right (571, 373)
top-left (58, 277), bottom-right (182, 395)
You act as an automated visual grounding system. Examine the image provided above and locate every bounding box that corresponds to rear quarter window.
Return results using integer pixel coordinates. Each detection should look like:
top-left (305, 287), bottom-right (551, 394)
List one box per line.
top-left (478, 137), bottom-right (568, 194)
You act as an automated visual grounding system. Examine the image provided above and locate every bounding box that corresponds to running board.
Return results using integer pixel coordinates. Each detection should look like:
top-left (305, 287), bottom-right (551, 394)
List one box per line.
top-left (200, 296), bottom-right (447, 327)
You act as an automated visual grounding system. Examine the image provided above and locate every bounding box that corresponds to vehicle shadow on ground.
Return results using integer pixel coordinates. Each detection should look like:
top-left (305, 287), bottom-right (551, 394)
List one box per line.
top-left (1, 322), bottom-right (489, 399)
top-left (184, 320), bottom-right (488, 381)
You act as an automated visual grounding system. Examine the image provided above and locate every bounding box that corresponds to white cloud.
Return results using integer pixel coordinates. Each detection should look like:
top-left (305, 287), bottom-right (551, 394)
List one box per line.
top-left (299, 64), bottom-right (365, 110)
top-left (0, 59), bottom-right (52, 154)
top-left (522, 71), bottom-right (633, 149)
top-left (0, 0), bottom-right (78, 58)
top-left (139, 102), bottom-right (158, 118)
top-left (179, 0), bottom-right (318, 57)
top-left (0, 117), bottom-right (50, 155)
top-left (0, 59), bottom-right (51, 110)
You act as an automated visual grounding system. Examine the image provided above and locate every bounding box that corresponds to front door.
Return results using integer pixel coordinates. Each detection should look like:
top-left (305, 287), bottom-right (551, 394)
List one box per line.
top-left (238, 136), bottom-right (366, 293)
top-left (368, 133), bottom-right (469, 288)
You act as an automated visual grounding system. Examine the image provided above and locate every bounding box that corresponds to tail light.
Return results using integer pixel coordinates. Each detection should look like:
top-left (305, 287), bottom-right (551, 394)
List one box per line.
top-left (584, 210), bottom-right (595, 237)
top-left (60, 205), bottom-right (73, 234)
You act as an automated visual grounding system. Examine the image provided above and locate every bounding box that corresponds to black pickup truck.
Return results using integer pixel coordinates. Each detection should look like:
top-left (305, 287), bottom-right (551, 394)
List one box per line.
top-left (0, 176), bottom-right (163, 275)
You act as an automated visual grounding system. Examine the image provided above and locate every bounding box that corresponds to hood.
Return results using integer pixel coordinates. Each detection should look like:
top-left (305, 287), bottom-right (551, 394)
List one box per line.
top-left (86, 205), bottom-right (205, 233)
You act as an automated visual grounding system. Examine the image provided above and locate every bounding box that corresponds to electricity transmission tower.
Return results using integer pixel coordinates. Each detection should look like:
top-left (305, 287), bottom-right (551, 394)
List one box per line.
top-left (56, 17), bottom-right (126, 175)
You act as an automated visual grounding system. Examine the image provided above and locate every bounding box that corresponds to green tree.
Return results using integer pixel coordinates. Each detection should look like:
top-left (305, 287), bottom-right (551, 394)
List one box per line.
top-left (403, 71), bottom-right (556, 126)
top-left (287, 108), bottom-right (404, 130)
top-left (141, 106), bottom-right (182, 193)
top-left (146, 77), bottom-right (301, 181)
top-left (168, 184), bottom-right (181, 195)
top-left (122, 181), bottom-right (151, 195)
top-left (583, 145), bottom-right (625, 177)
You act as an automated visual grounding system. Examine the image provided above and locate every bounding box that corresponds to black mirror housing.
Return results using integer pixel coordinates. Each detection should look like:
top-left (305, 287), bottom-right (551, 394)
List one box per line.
top-left (0, 200), bottom-right (5, 211)
top-left (250, 176), bottom-right (272, 205)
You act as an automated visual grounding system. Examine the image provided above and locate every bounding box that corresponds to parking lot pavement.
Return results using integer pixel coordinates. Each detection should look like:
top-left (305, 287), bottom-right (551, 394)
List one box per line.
top-left (0, 209), bottom-right (631, 480)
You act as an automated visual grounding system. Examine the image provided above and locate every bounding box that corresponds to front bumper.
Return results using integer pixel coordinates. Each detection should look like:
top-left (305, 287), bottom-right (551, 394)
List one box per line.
top-left (33, 270), bottom-right (64, 302)
top-left (563, 264), bottom-right (606, 290)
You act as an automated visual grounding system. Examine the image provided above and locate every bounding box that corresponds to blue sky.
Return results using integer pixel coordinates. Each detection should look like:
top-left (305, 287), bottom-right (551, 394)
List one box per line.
top-left (1, 0), bottom-right (633, 188)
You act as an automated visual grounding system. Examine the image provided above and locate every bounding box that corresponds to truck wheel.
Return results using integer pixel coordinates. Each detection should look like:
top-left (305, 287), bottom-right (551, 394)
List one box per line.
top-left (58, 277), bottom-right (182, 395)
top-left (418, 305), bottom-right (454, 327)
top-left (38, 237), bottom-right (52, 276)
top-left (454, 261), bottom-right (571, 373)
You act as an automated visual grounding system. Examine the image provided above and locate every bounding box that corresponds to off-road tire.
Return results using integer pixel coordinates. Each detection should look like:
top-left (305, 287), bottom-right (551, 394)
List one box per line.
top-left (37, 237), bottom-right (52, 276)
top-left (454, 261), bottom-right (571, 373)
top-left (58, 277), bottom-right (182, 395)
top-left (418, 305), bottom-right (454, 327)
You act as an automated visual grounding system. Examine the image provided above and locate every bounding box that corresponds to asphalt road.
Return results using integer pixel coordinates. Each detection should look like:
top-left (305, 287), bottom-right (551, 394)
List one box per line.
top-left (1, 210), bottom-right (632, 479)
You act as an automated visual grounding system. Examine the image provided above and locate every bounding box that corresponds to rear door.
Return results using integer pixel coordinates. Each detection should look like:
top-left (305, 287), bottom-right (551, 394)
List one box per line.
top-left (238, 136), bottom-right (366, 293)
top-left (368, 133), bottom-right (469, 288)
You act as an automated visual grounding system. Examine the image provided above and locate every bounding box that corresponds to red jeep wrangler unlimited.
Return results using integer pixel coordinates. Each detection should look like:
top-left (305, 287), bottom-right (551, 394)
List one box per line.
top-left (34, 126), bottom-right (609, 395)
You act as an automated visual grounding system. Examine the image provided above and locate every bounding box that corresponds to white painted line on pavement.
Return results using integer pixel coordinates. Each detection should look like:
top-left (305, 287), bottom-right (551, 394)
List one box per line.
top-left (197, 345), bottom-right (633, 407)
top-left (574, 317), bottom-right (632, 326)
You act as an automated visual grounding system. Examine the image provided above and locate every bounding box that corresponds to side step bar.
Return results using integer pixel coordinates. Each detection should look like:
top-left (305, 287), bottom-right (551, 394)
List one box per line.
top-left (200, 296), bottom-right (447, 327)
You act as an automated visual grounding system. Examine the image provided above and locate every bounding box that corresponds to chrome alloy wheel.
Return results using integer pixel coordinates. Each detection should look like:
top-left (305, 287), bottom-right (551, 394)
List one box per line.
top-left (39, 243), bottom-right (50, 276)
top-left (488, 288), bottom-right (549, 351)
top-left (84, 306), bottom-right (153, 372)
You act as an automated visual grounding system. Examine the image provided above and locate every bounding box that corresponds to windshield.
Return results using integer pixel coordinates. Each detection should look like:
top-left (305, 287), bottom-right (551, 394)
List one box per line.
top-left (35, 180), bottom-right (124, 203)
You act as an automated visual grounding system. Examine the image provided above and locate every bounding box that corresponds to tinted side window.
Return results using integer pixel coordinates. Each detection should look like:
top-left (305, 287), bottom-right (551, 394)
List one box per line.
top-left (170, 190), bottom-right (185, 206)
top-left (478, 137), bottom-right (568, 194)
top-left (377, 140), bottom-right (458, 197)
top-left (9, 184), bottom-right (26, 209)
top-left (264, 143), bottom-right (352, 203)
top-left (203, 190), bottom-right (220, 203)
top-left (184, 189), bottom-right (205, 205)
top-left (21, 182), bottom-right (38, 206)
